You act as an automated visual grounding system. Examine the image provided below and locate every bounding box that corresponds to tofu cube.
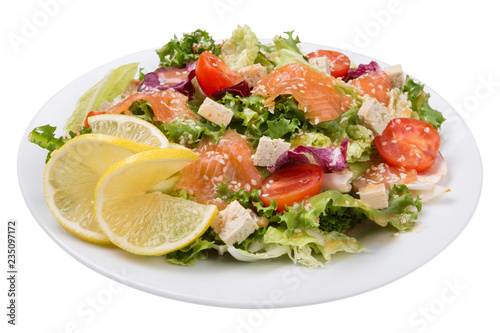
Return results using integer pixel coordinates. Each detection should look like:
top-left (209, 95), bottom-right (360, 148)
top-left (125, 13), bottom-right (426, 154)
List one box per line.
top-left (252, 136), bottom-right (291, 167)
top-left (358, 184), bottom-right (389, 209)
top-left (358, 97), bottom-right (394, 136)
top-left (384, 64), bottom-right (405, 89)
top-left (309, 56), bottom-right (331, 75)
top-left (238, 64), bottom-right (268, 87)
top-left (198, 98), bottom-right (233, 127)
top-left (211, 201), bottom-right (259, 245)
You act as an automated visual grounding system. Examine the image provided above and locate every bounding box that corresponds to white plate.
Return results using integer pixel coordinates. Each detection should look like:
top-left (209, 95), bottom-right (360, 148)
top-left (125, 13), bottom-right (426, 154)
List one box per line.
top-left (17, 43), bottom-right (482, 308)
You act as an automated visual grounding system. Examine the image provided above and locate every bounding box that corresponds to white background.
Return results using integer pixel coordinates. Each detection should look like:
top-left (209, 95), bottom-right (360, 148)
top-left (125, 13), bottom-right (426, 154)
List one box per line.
top-left (1, 0), bottom-right (498, 332)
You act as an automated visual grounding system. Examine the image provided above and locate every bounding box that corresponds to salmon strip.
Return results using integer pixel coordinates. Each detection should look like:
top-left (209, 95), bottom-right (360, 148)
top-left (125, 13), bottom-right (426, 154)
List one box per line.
top-left (175, 131), bottom-right (264, 208)
top-left (107, 90), bottom-right (197, 123)
top-left (251, 63), bottom-right (354, 124)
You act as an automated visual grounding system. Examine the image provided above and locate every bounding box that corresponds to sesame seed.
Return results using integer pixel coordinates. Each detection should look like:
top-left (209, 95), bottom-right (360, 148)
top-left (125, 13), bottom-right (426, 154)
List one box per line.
top-left (237, 155), bottom-right (242, 162)
top-left (382, 141), bottom-right (387, 146)
top-left (406, 127), bottom-right (412, 131)
top-left (251, 179), bottom-right (257, 185)
top-left (391, 140), bottom-right (398, 143)
top-left (424, 127), bottom-right (430, 133)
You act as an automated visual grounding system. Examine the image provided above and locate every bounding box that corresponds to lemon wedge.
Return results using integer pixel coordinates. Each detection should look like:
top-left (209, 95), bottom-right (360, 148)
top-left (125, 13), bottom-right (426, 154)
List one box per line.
top-left (88, 114), bottom-right (169, 148)
top-left (94, 148), bottom-right (217, 255)
top-left (43, 134), bottom-right (155, 244)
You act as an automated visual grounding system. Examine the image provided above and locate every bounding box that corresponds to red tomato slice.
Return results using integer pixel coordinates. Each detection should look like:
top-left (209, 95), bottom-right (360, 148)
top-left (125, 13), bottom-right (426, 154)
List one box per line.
top-left (260, 164), bottom-right (323, 212)
top-left (350, 71), bottom-right (392, 106)
top-left (374, 118), bottom-right (440, 172)
top-left (84, 111), bottom-right (106, 128)
top-left (306, 50), bottom-right (351, 78)
top-left (195, 51), bottom-right (243, 97)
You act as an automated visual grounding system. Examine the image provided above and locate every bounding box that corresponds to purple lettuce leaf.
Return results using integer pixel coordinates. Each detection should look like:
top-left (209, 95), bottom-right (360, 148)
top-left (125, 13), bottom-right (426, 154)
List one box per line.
top-left (211, 80), bottom-right (251, 100)
top-left (268, 140), bottom-right (349, 173)
top-left (137, 62), bottom-right (196, 99)
top-left (342, 61), bottom-right (381, 82)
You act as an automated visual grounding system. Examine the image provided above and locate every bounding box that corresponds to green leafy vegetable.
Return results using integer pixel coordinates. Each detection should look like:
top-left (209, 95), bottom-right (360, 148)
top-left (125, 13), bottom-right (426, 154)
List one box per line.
top-left (28, 125), bottom-right (91, 162)
top-left (220, 24), bottom-right (259, 70)
top-left (64, 63), bottom-right (138, 133)
top-left (402, 77), bottom-right (446, 129)
top-left (219, 93), bottom-right (306, 145)
top-left (258, 31), bottom-right (309, 69)
top-left (290, 131), bottom-right (332, 148)
top-left (317, 106), bottom-right (375, 163)
top-left (215, 181), bottom-right (278, 219)
top-left (263, 226), bottom-right (365, 268)
top-left (166, 229), bottom-right (217, 266)
top-left (157, 29), bottom-right (220, 68)
top-left (278, 189), bottom-right (421, 238)
top-left (160, 115), bottom-right (225, 146)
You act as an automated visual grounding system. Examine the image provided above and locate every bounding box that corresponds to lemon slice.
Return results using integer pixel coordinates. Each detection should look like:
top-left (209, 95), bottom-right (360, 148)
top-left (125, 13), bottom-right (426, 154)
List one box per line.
top-left (88, 114), bottom-right (169, 148)
top-left (44, 134), bottom-right (155, 244)
top-left (94, 149), bottom-right (217, 255)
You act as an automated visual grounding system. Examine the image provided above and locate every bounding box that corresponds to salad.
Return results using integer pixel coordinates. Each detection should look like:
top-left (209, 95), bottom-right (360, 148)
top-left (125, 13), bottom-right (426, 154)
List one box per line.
top-left (29, 25), bottom-right (449, 268)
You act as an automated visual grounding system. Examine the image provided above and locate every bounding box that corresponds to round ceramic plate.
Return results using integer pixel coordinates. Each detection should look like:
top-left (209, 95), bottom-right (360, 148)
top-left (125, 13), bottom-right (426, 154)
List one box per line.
top-left (18, 42), bottom-right (482, 308)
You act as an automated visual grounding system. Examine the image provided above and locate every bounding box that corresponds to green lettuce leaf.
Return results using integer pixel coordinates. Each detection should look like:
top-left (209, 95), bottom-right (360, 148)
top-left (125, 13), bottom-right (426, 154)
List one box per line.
top-left (156, 29), bottom-right (220, 68)
top-left (317, 107), bottom-right (375, 163)
top-left (290, 131), bottom-right (332, 148)
top-left (160, 115), bottom-right (225, 146)
top-left (278, 188), bottom-right (421, 238)
top-left (402, 77), bottom-right (446, 129)
top-left (165, 229), bottom-right (217, 266)
top-left (215, 182), bottom-right (278, 219)
top-left (220, 24), bottom-right (259, 70)
top-left (263, 226), bottom-right (365, 268)
top-left (64, 62), bottom-right (138, 133)
top-left (28, 125), bottom-right (91, 162)
top-left (218, 93), bottom-right (305, 146)
top-left (259, 31), bottom-right (309, 69)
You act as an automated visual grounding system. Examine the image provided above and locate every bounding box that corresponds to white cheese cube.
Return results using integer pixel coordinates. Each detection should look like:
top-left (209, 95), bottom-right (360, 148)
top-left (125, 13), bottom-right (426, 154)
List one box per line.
top-left (384, 64), bottom-right (405, 89)
top-left (198, 98), bottom-right (233, 127)
top-left (358, 97), bottom-right (394, 136)
top-left (211, 201), bottom-right (259, 245)
top-left (309, 56), bottom-right (331, 75)
top-left (358, 183), bottom-right (389, 209)
top-left (252, 136), bottom-right (291, 167)
top-left (238, 64), bottom-right (268, 88)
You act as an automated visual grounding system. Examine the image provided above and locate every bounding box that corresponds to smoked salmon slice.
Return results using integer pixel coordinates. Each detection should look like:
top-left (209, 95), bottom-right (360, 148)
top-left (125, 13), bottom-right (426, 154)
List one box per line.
top-left (352, 162), bottom-right (418, 191)
top-left (175, 131), bottom-right (264, 208)
top-left (107, 90), bottom-right (198, 123)
top-left (350, 71), bottom-right (392, 106)
top-left (251, 63), bottom-right (354, 125)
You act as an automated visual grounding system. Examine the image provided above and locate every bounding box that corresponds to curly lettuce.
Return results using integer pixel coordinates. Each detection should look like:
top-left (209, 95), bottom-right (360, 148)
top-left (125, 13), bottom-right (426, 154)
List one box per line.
top-left (402, 77), bottom-right (446, 129)
top-left (220, 24), bottom-right (259, 70)
top-left (263, 226), bottom-right (365, 268)
top-left (157, 29), bottom-right (221, 68)
top-left (277, 187), bottom-right (421, 238)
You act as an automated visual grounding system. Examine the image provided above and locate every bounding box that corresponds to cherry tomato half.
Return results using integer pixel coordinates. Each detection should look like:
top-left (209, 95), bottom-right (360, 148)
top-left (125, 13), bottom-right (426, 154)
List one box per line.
top-left (195, 51), bottom-right (243, 97)
top-left (306, 50), bottom-right (351, 78)
top-left (374, 118), bottom-right (440, 172)
top-left (260, 164), bottom-right (324, 212)
top-left (84, 111), bottom-right (106, 128)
